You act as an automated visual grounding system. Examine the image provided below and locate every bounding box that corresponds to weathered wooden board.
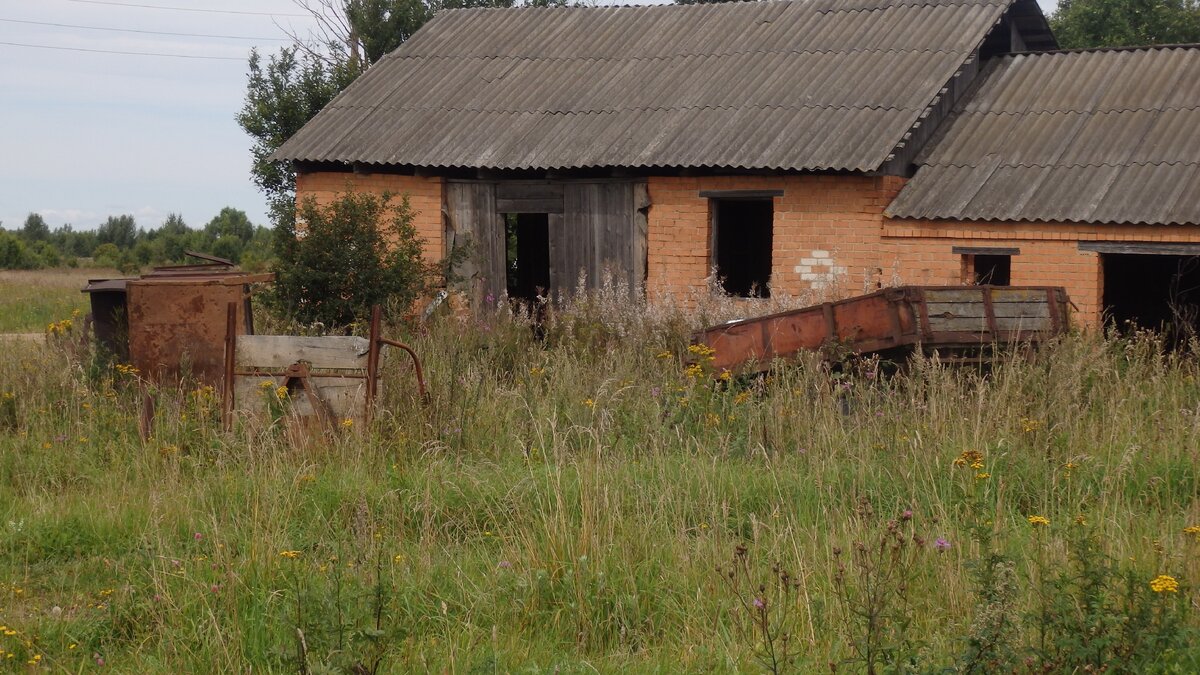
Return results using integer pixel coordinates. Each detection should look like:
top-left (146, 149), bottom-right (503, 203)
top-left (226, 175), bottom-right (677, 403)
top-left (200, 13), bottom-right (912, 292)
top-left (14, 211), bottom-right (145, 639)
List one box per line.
top-left (445, 181), bottom-right (506, 305)
top-left (995, 316), bottom-right (1052, 331)
top-left (554, 182), bottom-right (637, 294)
top-left (927, 316), bottom-right (990, 332)
top-left (236, 335), bottom-right (369, 370)
top-left (233, 375), bottom-right (368, 419)
top-left (924, 288), bottom-right (1048, 303)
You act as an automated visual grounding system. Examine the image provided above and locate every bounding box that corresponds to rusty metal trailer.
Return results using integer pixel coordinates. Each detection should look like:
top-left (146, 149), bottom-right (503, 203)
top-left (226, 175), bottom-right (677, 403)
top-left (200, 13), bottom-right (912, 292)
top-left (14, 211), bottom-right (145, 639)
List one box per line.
top-left (693, 285), bottom-right (1070, 373)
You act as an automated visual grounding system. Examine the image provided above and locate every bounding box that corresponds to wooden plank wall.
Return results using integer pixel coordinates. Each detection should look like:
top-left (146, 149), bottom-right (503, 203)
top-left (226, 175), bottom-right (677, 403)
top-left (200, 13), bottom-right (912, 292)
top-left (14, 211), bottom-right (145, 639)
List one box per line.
top-left (444, 181), bottom-right (506, 305)
top-left (446, 180), bottom-right (644, 301)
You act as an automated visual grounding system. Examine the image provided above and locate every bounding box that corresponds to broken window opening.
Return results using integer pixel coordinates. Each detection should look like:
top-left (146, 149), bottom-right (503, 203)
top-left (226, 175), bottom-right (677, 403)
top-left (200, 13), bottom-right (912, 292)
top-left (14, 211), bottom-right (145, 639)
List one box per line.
top-left (973, 254), bottom-right (1011, 286)
top-left (1103, 254), bottom-right (1200, 344)
top-left (503, 212), bottom-right (551, 304)
top-left (712, 199), bottom-right (773, 298)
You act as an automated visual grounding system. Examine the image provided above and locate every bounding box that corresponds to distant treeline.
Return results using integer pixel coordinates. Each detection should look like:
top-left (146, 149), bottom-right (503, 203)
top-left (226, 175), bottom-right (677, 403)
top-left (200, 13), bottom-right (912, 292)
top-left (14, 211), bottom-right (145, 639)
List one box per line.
top-left (0, 209), bottom-right (273, 273)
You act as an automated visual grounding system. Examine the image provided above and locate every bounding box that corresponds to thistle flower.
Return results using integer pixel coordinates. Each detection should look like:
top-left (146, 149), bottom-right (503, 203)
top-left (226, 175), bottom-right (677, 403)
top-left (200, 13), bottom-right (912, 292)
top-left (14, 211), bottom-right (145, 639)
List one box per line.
top-left (934, 537), bottom-right (951, 552)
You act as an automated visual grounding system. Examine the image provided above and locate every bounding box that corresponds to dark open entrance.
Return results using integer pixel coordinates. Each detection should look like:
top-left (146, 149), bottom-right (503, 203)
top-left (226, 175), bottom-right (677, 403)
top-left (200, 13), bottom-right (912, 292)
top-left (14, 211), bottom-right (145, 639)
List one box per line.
top-left (1103, 254), bottom-right (1200, 339)
top-left (973, 254), bottom-right (1011, 285)
top-left (503, 213), bottom-right (550, 302)
top-left (713, 199), bottom-right (773, 297)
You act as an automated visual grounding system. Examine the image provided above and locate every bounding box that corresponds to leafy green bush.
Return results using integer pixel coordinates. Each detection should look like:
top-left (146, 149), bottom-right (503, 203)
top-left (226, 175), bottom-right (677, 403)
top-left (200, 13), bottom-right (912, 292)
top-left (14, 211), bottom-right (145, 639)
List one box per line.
top-left (271, 190), bottom-right (432, 328)
top-left (0, 230), bottom-right (43, 269)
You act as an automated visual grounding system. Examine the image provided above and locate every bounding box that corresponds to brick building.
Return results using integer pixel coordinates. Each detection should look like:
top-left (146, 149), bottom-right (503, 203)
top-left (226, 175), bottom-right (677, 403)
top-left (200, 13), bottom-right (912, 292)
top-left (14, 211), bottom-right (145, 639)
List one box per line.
top-left (273, 0), bottom-right (1200, 328)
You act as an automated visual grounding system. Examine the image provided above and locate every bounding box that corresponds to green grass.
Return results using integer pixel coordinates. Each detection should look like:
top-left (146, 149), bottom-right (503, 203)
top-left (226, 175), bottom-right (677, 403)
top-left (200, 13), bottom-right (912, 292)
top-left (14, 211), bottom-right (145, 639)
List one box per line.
top-left (0, 269), bottom-right (107, 333)
top-left (1, 281), bottom-right (1199, 672)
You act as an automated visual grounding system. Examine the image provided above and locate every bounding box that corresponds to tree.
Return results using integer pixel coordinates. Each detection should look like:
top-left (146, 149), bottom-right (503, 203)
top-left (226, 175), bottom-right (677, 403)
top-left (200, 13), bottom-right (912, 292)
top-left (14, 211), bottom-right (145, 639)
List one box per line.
top-left (1051, 0), bottom-right (1200, 48)
top-left (205, 207), bottom-right (256, 244)
top-left (271, 191), bottom-right (431, 327)
top-left (238, 47), bottom-right (361, 206)
top-left (238, 0), bottom-right (514, 207)
top-left (21, 213), bottom-right (50, 241)
top-left (96, 215), bottom-right (138, 250)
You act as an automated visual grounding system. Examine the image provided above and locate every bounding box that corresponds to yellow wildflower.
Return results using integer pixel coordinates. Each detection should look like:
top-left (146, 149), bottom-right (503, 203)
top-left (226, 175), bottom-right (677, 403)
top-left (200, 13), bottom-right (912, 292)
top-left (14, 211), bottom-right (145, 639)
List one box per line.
top-left (258, 380), bottom-right (274, 390)
top-left (583, 398), bottom-right (595, 409)
top-left (733, 391), bottom-right (751, 405)
top-left (1020, 418), bottom-right (1043, 433)
top-left (1184, 525), bottom-right (1200, 540)
top-left (975, 472), bottom-right (990, 480)
top-left (1027, 515), bottom-right (1050, 528)
top-left (683, 363), bottom-right (704, 379)
top-left (656, 350), bottom-right (672, 359)
top-left (393, 554), bottom-right (404, 563)
top-left (275, 385), bottom-right (289, 400)
top-left (1150, 574), bottom-right (1179, 593)
top-left (529, 366), bottom-right (545, 376)
top-left (279, 550), bottom-right (301, 559)
top-left (718, 369), bottom-right (732, 381)
top-left (340, 418), bottom-right (353, 429)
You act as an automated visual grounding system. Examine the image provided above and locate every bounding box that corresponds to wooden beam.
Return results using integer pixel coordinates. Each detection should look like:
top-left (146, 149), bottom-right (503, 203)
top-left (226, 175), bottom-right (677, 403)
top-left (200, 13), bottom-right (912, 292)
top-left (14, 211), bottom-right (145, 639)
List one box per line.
top-left (952, 246), bottom-right (1020, 256)
top-left (698, 189), bottom-right (784, 199)
top-left (1078, 242), bottom-right (1200, 256)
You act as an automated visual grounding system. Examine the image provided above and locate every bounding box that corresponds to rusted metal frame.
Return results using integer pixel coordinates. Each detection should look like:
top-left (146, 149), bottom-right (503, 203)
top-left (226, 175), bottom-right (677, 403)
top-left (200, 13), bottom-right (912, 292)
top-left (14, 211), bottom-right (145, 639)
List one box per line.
top-left (366, 305), bottom-right (382, 423)
top-left (223, 301), bottom-right (237, 432)
top-left (886, 299), bottom-right (904, 345)
top-left (914, 288), bottom-right (934, 340)
top-left (760, 320), bottom-right (775, 363)
top-left (1045, 287), bottom-right (1064, 334)
top-left (282, 362), bottom-right (335, 426)
top-left (981, 286), bottom-right (998, 335)
top-left (376, 338), bottom-right (427, 400)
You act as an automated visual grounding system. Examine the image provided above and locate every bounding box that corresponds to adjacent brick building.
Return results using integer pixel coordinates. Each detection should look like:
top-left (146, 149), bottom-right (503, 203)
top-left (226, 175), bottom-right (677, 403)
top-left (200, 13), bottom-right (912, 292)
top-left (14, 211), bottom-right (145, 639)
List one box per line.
top-left (274, 0), bottom-right (1200, 329)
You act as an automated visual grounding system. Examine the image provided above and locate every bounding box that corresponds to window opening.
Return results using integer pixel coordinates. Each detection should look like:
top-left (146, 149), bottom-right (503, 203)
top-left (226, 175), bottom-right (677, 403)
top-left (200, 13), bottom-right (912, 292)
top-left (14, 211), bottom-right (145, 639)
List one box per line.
top-left (712, 199), bottom-right (773, 298)
top-left (503, 213), bottom-right (550, 303)
top-left (973, 254), bottom-right (1011, 285)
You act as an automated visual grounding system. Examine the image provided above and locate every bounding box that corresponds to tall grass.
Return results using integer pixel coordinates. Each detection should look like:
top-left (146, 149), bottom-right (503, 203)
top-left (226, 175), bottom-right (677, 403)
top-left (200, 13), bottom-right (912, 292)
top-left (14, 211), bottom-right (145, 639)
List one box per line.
top-left (0, 269), bottom-right (114, 333)
top-left (1, 292), bottom-right (1198, 672)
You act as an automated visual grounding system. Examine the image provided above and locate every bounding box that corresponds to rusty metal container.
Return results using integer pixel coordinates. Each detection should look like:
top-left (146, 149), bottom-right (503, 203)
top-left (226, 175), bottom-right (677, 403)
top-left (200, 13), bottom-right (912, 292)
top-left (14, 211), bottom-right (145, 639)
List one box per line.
top-left (82, 253), bottom-right (272, 385)
top-left (693, 285), bottom-right (1070, 373)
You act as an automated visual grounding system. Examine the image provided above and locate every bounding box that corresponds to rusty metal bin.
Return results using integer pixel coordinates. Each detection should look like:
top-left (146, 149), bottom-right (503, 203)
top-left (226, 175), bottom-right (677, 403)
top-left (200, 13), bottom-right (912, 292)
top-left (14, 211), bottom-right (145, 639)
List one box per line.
top-left (82, 253), bottom-right (272, 386)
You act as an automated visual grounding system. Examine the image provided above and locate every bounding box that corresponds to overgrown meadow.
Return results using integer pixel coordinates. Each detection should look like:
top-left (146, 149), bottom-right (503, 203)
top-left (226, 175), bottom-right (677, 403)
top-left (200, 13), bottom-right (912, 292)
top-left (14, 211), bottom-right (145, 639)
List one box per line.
top-left (2, 282), bottom-right (1199, 673)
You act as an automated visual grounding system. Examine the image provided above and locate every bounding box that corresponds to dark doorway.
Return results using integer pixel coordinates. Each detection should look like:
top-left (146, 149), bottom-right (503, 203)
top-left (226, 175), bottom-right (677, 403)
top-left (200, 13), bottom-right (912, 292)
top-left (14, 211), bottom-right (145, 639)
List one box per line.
top-left (1103, 254), bottom-right (1200, 339)
top-left (504, 213), bottom-right (550, 302)
top-left (974, 254), bottom-right (1011, 285)
top-left (713, 199), bottom-right (773, 297)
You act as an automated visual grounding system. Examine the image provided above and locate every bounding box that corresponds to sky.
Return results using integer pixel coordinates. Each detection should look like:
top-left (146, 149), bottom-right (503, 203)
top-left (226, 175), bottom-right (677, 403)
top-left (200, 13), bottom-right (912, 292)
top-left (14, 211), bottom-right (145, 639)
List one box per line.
top-left (0, 0), bottom-right (1059, 233)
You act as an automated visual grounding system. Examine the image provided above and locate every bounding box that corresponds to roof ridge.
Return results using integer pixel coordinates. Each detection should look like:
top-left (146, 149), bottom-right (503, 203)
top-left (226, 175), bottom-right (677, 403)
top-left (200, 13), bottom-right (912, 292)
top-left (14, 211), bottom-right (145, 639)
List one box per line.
top-left (392, 46), bottom-right (974, 61)
top-left (331, 103), bottom-right (917, 114)
top-left (1005, 43), bottom-right (1200, 57)
top-left (435, 0), bottom-right (1006, 14)
top-left (925, 159), bottom-right (1200, 169)
top-left (957, 104), bottom-right (1200, 115)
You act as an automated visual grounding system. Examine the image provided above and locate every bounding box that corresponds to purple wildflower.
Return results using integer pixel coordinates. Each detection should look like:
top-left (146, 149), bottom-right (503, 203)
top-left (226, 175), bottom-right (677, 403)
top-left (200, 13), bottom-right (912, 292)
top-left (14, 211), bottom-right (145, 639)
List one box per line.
top-left (498, 560), bottom-right (512, 569)
top-left (901, 509), bottom-right (913, 521)
top-left (935, 537), bottom-right (951, 552)
top-left (752, 597), bottom-right (766, 609)
top-left (193, 532), bottom-right (203, 541)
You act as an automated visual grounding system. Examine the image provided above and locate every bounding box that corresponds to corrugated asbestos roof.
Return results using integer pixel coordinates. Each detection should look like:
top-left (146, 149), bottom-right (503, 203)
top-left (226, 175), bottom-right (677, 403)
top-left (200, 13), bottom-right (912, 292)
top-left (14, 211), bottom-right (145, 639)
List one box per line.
top-left (886, 46), bottom-right (1200, 225)
top-left (272, 0), bottom-right (1015, 172)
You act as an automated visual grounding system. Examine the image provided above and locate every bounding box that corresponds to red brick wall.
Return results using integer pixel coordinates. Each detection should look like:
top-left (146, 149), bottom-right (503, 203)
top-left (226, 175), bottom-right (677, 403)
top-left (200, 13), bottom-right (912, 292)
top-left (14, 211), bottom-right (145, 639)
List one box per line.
top-left (295, 172), bottom-right (444, 261)
top-left (646, 173), bottom-right (1200, 326)
top-left (295, 170), bottom-right (1200, 326)
top-left (646, 175), bottom-right (905, 300)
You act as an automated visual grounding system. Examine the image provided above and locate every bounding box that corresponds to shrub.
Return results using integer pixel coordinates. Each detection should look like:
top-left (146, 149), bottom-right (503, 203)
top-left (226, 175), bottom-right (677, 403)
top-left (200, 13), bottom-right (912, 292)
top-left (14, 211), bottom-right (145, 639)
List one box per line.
top-left (270, 190), bottom-right (432, 328)
top-left (0, 231), bottom-right (43, 269)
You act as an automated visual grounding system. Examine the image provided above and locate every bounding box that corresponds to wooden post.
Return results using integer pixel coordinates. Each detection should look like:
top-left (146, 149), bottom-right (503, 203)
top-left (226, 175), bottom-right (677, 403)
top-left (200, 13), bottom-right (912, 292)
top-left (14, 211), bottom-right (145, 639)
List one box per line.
top-left (365, 305), bottom-right (382, 423)
top-left (223, 301), bottom-right (237, 432)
